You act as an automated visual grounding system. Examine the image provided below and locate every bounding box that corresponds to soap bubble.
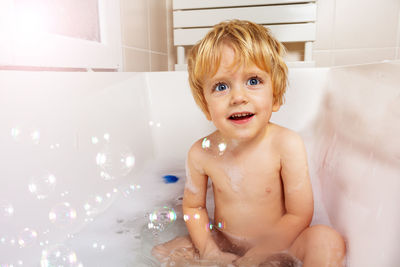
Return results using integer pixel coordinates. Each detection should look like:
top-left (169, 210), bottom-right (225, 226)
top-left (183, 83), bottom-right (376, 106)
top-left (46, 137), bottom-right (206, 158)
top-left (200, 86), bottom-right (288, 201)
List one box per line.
top-left (121, 184), bottom-right (141, 197)
top-left (83, 193), bottom-right (114, 217)
top-left (147, 206), bottom-right (177, 231)
top-left (0, 232), bottom-right (17, 247)
top-left (49, 202), bottom-right (77, 227)
top-left (49, 143), bottom-right (60, 150)
top-left (40, 244), bottom-right (81, 267)
top-left (95, 145), bottom-right (135, 180)
top-left (203, 220), bottom-right (225, 231)
top-left (0, 202), bottom-right (14, 219)
top-left (201, 137), bottom-right (228, 155)
top-left (28, 172), bottom-right (56, 200)
top-left (1, 260), bottom-right (24, 266)
top-left (201, 138), bottom-right (211, 149)
top-left (91, 242), bottom-right (106, 251)
top-left (30, 129), bottom-right (41, 145)
top-left (91, 136), bottom-right (99, 145)
top-left (103, 133), bottom-right (110, 142)
top-left (218, 142), bottom-right (227, 155)
top-left (11, 127), bottom-right (22, 142)
top-left (10, 127), bottom-right (41, 144)
top-left (17, 227), bottom-right (38, 248)
top-left (216, 220), bottom-right (225, 230)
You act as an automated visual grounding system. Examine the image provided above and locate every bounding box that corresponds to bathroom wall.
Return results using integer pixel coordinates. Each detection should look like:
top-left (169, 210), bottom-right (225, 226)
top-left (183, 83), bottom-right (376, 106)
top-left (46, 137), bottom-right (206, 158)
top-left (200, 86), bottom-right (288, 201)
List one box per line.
top-left (313, 0), bottom-right (400, 67)
top-left (1, 1), bottom-right (397, 71)
top-left (120, 0), bottom-right (169, 71)
top-left (167, 0), bottom-right (400, 68)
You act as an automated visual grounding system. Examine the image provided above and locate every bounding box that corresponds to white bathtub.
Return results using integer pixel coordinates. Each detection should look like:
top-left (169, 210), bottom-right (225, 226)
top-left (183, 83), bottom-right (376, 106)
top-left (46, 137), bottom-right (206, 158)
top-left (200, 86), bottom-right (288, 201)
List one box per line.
top-left (0, 62), bottom-right (399, 267)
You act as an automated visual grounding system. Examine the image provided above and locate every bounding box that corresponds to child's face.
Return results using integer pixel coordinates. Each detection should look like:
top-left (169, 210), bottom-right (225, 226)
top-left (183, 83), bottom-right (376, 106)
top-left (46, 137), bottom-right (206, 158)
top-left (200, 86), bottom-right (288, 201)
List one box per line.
top-left (203, 44), bottom-right (280, 141)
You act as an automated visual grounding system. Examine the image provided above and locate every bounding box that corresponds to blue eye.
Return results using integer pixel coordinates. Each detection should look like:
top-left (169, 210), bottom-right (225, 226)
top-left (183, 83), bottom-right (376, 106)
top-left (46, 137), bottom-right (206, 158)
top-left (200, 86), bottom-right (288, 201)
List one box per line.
top-left (247, 77), bottom-right (260, 86)
top-left (215, 83), bottom-right (228, 92)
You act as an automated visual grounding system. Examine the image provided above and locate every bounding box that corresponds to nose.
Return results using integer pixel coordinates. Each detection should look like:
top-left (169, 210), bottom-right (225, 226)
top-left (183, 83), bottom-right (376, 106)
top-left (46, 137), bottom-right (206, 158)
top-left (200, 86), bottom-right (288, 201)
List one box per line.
top-left (230, 86), bottom-right (248, 106)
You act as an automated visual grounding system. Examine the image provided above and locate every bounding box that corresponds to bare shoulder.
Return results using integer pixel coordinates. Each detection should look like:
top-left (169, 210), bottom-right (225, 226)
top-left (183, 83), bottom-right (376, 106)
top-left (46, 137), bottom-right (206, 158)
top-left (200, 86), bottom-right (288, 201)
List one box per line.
top-left (269, 123), bottom-right (306, 155)
top-left (187, 138), bottom-right (205, 163)
top-left (187, 132), bottom-right (216, 163)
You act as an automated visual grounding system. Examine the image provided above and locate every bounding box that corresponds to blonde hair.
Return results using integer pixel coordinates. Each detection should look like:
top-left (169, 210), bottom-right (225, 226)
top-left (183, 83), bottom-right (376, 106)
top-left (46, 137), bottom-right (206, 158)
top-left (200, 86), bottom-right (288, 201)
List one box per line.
top-left (188, 20), bottom-right (288, 117)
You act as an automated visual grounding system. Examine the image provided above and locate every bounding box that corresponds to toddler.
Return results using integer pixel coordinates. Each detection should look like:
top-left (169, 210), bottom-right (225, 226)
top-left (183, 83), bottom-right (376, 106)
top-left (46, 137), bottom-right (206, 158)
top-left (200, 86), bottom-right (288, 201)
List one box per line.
top-left (152, 20), bottom-right (346, 267)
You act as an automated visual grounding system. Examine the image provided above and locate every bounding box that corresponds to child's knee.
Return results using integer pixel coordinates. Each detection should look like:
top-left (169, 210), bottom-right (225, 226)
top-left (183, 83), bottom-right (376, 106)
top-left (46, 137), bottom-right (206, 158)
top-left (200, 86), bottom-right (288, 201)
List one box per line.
top-left (314, 225), bottom-right (345, 249)
top-left (308, 225), bottom-right (346, 261)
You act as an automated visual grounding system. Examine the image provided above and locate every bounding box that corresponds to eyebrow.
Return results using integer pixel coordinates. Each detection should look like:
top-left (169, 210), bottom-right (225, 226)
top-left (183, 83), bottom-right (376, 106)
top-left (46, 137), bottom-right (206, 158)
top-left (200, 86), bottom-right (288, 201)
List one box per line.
top-left (205, 74), bottom-right (228, 87)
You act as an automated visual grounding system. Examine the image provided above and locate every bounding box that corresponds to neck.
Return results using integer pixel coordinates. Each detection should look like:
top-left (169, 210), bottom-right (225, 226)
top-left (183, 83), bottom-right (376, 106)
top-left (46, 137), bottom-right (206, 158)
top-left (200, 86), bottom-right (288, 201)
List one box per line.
top-left (219, 123), bottom-right (272, 154)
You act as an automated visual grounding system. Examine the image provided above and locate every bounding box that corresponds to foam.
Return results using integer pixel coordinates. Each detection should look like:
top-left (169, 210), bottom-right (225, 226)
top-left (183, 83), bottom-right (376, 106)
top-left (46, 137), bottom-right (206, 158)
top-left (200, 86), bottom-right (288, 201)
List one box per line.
top-left (58, 160), bottom-right (187, 266)
top-left (224, 165), bottom-right (243, 192)
top-left (185, 158), bottom-right (200, 194)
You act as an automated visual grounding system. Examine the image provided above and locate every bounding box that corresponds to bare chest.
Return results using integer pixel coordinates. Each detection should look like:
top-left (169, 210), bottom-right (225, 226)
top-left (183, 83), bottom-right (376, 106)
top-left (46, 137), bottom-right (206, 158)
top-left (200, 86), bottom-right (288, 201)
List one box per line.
top-left (205, 153), bottom-right (282, 200)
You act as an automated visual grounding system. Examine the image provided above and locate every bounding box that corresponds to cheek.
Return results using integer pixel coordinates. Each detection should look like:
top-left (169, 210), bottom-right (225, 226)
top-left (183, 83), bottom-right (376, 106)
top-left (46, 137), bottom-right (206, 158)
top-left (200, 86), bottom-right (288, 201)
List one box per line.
top-left (208, 107), bottom-right (222, 121)
top-left (255, 94), bottom-right (273, 111)
top-left (206, 99), bottom-right (222, 117)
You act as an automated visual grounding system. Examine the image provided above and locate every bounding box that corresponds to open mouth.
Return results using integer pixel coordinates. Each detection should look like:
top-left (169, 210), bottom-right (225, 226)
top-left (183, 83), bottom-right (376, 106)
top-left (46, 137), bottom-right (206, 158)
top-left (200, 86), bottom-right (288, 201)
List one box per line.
top-left (228, 112), bottom-right (255, 121)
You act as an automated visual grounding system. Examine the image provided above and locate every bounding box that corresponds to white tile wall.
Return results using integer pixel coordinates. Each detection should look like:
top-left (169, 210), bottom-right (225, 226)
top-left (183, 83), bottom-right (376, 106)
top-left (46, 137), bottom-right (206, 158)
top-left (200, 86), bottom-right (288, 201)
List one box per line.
top-left (149, 0), bottom-right (168, 54)
top-left (313, 50), bottom-right (333, 67)
top-left (397, 10), bottom-right (400, 59)
top-left (332, 48), bottom-right (396, 66)
top-left (313, 0), bottom-right (400, 67)
top-left (121, 0), bottom-right (149, 50)
top-left (314, 0), bottom-right (335, 50)
top-left (123, 47), bottom-right (150, 72)
top-left (121, 0), bottom-right (168, 71)
top-left (150, 52), bottom-right (168, 71)
top-left (335, 0), bottom-right (399, 49)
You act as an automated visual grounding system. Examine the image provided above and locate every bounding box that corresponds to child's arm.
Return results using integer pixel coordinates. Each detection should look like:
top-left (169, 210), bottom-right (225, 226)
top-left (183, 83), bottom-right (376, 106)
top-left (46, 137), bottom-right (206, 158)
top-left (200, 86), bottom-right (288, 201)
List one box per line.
top-left (236, 131), bottom-right (314, 265)
top-left (183, 143), bottom-right (238, 262)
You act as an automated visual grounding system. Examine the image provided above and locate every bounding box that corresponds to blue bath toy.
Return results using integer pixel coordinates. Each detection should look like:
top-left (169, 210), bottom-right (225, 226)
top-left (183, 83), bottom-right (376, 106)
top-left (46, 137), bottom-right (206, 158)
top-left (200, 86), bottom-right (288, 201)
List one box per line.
top-left (163, 175), bottom-right (179, 184)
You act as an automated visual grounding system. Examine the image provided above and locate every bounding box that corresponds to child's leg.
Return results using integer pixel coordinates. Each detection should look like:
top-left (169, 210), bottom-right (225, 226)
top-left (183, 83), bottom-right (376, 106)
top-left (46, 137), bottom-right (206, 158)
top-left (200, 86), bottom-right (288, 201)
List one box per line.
top-left (152, 230), bottom-right (238, 266)
top-left (289, 224), bottom-right (346, 267)
top-left (151, 235), bottom-right (197, 264)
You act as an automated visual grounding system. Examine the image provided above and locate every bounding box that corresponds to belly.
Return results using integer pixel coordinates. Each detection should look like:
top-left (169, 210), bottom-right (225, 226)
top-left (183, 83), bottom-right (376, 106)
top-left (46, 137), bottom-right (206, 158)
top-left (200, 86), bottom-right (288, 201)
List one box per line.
top-left (210, 172), bottom-right (285, 243)
top-left (213, 198), bottom-right (285, 238)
